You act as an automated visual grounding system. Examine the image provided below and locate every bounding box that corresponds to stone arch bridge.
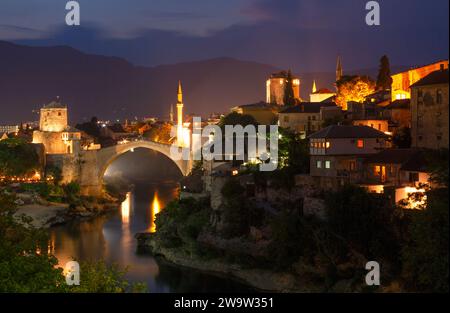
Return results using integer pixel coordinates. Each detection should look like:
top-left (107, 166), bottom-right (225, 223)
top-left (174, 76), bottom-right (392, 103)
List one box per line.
top-left (55, 140), bottom-right (193, 196)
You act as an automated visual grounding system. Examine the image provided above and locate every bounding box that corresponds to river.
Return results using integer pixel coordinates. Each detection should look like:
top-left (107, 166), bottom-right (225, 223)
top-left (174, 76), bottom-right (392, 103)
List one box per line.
top-left (48, 181), bottom-right (252, 292)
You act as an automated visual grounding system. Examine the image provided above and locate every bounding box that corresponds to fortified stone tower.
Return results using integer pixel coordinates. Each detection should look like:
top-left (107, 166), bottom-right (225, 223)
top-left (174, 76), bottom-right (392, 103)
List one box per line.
top-left (266, 71), bottom-right (300, 105)
top-left (32, 98), bottom-right (81, 155)
top-left (39, 98), bottom-right (68, 132)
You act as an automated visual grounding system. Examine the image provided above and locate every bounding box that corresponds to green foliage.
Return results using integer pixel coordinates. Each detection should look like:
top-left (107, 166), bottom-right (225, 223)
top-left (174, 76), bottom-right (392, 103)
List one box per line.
top-left (376, 55), bottom-right (393, 91)
top-left (325, 184), bottom-right (400, 260)
top-left (335, 75), bottom-right (376, 110)
top-left (46, 165), bottom-right (62, 185)
top-left (66, 261), bottom-right (147, 293)
top-left (0, 138), bottom-right (40, 178)
top-left (425, 148), bottom-right (449, 187)
top-left (155, 198), bottom-right (211, 249)
top-left (220, 179), bottom-right (251, 238)
top-left (392, 127), bottom-right (412, 148)
top-left (278, 128), bottom-right (309, 173)
top-left (218, 112), bottom-right (258, 128)
top-left (0, 192), bottom-right (143, 292)
top-left (401, 188), bottom-right (449, 292)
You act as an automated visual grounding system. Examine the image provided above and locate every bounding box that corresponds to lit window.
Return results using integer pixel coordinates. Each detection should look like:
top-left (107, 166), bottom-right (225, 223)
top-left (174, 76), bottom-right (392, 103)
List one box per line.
top-left (326, 141), bottom-right (331, 148)
top-left (357, 139), bottom-right (364, 148)
top-left (374, 166), bottom-right (381, 176)
top-left (325, 161), bottom-right (331, 169)
top-left (316, 161), bottom-right (322, 168)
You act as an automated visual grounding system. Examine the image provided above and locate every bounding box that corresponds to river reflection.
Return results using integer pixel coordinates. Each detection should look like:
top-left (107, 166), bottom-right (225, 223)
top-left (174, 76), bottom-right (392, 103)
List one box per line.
top-left (48, 182), bottom-right (252, 292)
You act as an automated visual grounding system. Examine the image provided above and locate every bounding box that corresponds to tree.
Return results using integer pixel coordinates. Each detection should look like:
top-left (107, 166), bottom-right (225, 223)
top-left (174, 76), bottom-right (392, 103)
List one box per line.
top-left (0, 138), bottom-right (40, 178)
top-left (283, 70), bottom-right (296, 106)
top-left (218, 112), bottom-right (257, 128)
top-left (376, 55), bottom-right (393, 91)
top-left (335, 75), bottom-right (376, 110)
top-left (0, 192), bottom-right (144, 292)
top-left (278, 128), bottom-right (309, 173)
top-left (75, 116), bottom-right (101, 140)
top-left (392, 127), bottom-right (412, 148)
top-left (401, 188), bottom-right (449, 292)
top-left (325, 184), bottom-right (400, 260)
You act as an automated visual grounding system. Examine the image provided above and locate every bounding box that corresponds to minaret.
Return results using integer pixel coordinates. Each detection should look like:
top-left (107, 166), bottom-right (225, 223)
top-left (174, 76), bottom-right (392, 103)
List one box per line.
top-left (336, 55), bottom-right (343, 82)
top-left (169, 104), bottom-right (174, 123)
top-left (176, 80), bottom-right (184, 146)
top-left (312, 80), bottom-right (317, 93)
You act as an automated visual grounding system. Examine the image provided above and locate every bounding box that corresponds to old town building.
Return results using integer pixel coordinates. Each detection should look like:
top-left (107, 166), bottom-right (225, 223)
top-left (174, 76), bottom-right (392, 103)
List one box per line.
top-left (410, 68), bottom-right (449, 149)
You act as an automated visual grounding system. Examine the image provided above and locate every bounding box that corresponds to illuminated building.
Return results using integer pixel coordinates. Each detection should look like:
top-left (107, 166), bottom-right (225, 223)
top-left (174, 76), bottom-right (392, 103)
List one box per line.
top-left (0, 125), bottom-right (19, 134)
top-left (390, 60), bottom-right (448, 101)
top-left (410, 68), bottom-right (449, 149)
top-left (352, 119), bottom-right (389, 133)
top-left (363, 149), bottom-right (430, 209)
top-left (279, 102), bottom-right (341, 138)
top-left (266, 71), bottom-right (300, 105)
top-left (310, 88), bottom-right (336, 103)
top-left (231, 101), bottom-right (279, 125)
top-left (175, 81), bottom-right (190, 147)
top-left (308, 125), bottom-right (389, 190)
top-left (381, 99), bottom-right (411, 129)
top-left (32, 98), bottom-right (81, 154)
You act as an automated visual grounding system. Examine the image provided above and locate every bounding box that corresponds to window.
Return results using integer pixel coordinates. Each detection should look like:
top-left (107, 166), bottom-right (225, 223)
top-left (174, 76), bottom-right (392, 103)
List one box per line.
top-left (378, 124), bottom-right (382, 131)
top-left (325, 161), bottom-right (331, 169)
top-left (349, 161), bottom-right (356, 171)
top-left (58, 112), bottom-right (62, 116)
top-left (437, 89), bottom-right (443, 104)
top-left (409, 172), bottom-right (419, 183)
top-left (326, 141), bottom-right (331, 148)
top-left (357, 139), bottom-right (364, 148)
top-left (374, 165), bottom-right (381, 176)
top-left (418, 89), bottom-right (423, 98)
top-left (312, 116), bottom-right (316, 121)
top-left (316, 160), bottom-right (322, 168)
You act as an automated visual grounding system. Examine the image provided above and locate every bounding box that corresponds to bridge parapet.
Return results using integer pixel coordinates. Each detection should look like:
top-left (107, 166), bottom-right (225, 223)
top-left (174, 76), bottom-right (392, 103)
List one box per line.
top-left (75, 140), bottom-right (192, 196)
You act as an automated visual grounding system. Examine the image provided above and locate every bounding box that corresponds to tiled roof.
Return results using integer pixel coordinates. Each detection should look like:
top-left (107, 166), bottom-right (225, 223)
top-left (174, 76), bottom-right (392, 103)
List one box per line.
top-left (384, 99), bottom-right (410, 110)
top-left (279, 102), bottom-right (336, 114)
top-left (365, 149), bottom-right (420, 164)
top-left (308, 125), bottom-right (388, 139)
top-left (43, 100), bottom-right (67, 109)
top-left (410, 69), bottom-right (449, 88)
top-left (313, 88), bottom-right (333, 94)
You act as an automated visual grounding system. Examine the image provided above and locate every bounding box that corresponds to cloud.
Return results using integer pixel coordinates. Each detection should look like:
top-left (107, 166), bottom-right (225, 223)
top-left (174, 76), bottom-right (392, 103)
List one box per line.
top-left (0, 24), bottom-right (48, 40)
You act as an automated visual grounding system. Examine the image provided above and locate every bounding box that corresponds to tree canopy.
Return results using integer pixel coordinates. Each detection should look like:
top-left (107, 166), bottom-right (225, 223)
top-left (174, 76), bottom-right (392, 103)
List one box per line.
top-left (335, 75), bottom-right (376, 110)
top-left (0, 138), bottom-right (40, 178)
top-left (376, 55), bottom-right (393, 91)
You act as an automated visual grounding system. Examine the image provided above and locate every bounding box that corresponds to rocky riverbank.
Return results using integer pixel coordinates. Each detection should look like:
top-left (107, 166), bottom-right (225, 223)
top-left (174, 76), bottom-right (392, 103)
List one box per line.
top-left (13, 191), bottom-right (122, 228)
top-left (135, 232), bottom-right (323, 293)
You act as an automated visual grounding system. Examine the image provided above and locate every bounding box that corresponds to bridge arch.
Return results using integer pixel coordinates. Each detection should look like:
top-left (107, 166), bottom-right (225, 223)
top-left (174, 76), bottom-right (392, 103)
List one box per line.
top-left (78, 140), bottom-right (192, 196)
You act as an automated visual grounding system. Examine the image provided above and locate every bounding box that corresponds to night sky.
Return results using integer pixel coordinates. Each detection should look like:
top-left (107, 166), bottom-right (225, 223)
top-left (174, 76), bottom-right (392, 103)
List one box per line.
top-left (1, 0), bottom-right (448, 72)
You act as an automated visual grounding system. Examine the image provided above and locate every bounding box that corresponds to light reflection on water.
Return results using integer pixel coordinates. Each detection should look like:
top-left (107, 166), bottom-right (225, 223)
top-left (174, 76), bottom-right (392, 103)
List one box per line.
top-left (48, 182), bottom-right (253, 292)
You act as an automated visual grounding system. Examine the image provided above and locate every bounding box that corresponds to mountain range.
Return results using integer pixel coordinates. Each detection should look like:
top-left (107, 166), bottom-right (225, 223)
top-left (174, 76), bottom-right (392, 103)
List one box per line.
top-left (0, 41), bottom-right (408, 124)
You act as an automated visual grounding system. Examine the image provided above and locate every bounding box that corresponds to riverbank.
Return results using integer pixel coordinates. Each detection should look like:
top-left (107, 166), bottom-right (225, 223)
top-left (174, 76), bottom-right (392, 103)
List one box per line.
top-left (13, 190), bottom-right (123, 228)
top-left (135, 232), bottom-right (323, 293)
